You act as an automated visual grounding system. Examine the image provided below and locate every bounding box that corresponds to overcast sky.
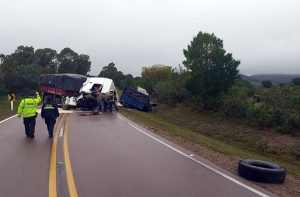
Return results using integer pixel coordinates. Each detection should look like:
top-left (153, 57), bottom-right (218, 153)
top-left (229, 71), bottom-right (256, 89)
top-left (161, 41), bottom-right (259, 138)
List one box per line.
top-left (1, 0), bottom-right (299, 76)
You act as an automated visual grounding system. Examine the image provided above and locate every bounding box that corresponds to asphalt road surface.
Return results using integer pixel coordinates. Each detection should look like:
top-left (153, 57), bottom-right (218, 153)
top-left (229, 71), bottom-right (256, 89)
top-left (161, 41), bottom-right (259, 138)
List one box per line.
top-left (0, 109), bottom-right (278, 197)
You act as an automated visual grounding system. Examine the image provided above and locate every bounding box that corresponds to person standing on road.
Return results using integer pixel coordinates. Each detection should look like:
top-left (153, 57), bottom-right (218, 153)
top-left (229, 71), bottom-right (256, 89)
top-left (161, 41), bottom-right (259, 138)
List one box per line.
top-left (97, 88), bottom-right (105, 115)
top-left (107, 90), bottom-right (119, 112)
top-left (17, 91), bottom-right (41, 138)
top-left (41, 96), bottom-right (59, 138)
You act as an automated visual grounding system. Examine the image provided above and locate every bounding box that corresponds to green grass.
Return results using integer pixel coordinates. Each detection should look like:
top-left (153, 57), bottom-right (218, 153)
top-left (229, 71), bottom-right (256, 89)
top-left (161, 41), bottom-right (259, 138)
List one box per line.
top-left (0, 96), bottom-right (20, 121)
top-left (119, 104), bottom-right (300, 180)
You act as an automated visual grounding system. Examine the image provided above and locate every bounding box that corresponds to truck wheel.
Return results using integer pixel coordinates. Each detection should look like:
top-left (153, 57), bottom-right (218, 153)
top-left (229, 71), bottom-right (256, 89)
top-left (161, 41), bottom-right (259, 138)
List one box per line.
top-left (238, 159), bottom-right (286, 183)
top-left (62, 97), bottom-right (70, 110)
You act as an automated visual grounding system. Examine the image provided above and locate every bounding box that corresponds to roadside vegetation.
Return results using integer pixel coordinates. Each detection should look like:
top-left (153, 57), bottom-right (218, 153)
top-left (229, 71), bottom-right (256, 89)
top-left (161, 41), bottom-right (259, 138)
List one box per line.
top-left (0, 96), bottom-right (19, 121)
top-left (119, 104), bottom-right (300, 180)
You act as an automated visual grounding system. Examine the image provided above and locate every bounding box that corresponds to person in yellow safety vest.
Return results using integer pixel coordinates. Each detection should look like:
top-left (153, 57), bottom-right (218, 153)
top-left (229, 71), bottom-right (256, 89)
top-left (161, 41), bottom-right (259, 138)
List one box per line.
top-left (107, 90), bottom-right (119, 112)
top-left (17, 91), bottom-right (41, 138)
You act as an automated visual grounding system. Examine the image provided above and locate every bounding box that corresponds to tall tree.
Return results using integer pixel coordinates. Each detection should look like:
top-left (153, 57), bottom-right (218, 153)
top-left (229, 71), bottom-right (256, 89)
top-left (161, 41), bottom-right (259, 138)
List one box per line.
top-left (34, 48), bottom-right (58, 73)
top-left (74, 54), bottom-right (91, 75)
top-left (98, 62), bottom-right (117, 78)
top-left (57, 48), bottom-right (78, 74)
top-left (13, 45), bottom-right (35, 66)
top-left (183, 31), bottom-right (240, 109)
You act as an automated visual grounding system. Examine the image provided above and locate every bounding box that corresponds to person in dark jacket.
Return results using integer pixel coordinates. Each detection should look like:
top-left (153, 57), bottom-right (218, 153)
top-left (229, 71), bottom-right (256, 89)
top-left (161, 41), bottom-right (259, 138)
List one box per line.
top-left (41, 96), bottom-right (59, 138)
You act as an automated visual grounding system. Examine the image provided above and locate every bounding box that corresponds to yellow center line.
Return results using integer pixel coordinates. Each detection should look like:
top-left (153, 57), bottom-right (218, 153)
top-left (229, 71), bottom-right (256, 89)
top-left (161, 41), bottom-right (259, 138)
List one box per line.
top-left (64, 113), bottom-right (78, 197)
top-left (49, 113), bottom-right (66, 197)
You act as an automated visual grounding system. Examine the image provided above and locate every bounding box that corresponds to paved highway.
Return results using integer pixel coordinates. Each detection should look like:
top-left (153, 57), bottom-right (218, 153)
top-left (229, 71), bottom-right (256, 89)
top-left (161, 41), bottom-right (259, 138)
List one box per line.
top-left (0, 109), bottom-right (278, 197)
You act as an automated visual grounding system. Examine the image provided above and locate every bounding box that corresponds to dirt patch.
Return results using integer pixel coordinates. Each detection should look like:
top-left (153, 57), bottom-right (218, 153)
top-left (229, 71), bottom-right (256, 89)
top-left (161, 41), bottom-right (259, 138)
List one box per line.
top-left (260, 131), bottom-right (300, 147)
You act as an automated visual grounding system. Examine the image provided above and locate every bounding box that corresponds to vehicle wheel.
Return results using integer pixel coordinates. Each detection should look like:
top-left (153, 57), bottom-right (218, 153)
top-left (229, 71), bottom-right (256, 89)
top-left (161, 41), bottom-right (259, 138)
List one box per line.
top-left (62, 97), bottom-right (70, 110)
top-left (238, 159), bottom-right (286, 183)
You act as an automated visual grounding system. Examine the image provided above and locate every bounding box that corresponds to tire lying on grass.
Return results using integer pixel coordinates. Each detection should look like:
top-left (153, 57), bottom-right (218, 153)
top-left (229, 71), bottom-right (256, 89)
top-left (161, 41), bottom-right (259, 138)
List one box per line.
top-left (238, 159), bottom-right (286, 184)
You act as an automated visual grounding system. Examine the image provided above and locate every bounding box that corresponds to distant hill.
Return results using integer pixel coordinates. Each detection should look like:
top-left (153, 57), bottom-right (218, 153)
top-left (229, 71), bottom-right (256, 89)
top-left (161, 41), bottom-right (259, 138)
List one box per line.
top-left (239, 74), bottom-right (300, 85)
top-left (250, 74), bottom-right (300, 84)
top-left (239, 74), bottom-right (260, 83)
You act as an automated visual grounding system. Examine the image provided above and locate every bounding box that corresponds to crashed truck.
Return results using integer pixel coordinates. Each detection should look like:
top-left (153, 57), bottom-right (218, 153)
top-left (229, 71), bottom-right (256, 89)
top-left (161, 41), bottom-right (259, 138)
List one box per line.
top-left (39, 73), bottom-right (118, 110)
top-left (120, 86), bottom-right (157, 112)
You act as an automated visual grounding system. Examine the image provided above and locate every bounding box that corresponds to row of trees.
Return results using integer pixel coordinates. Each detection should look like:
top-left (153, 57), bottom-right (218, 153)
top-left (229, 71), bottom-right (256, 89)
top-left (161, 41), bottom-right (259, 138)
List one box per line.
top-left (261, 78), bottom-right (300, 88)
top-left (102, 32), bottom-right (300, 135)
top-left (1, 31), bottom-right (299, 135)
top-left (0, 46), bottom-right (91, 94)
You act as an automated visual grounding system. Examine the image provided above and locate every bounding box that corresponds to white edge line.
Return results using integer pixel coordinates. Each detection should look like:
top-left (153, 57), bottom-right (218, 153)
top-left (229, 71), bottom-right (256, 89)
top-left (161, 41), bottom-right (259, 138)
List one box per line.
top-left (0, 115), bottom-right (17, 124)
top-left (128, 122), bottom-right (270, 197)
top-left (115, 113), bottom-right (124, 121)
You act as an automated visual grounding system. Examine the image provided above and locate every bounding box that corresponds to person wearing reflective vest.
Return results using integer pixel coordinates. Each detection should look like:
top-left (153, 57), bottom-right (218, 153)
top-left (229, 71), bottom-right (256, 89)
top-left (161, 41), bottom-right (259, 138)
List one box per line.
top-left (17, 91), bottom-right (41, 138)
top-left (41, 96), bottom-right (59, 138)
top-left (106, 90), bottom-right (119, 112)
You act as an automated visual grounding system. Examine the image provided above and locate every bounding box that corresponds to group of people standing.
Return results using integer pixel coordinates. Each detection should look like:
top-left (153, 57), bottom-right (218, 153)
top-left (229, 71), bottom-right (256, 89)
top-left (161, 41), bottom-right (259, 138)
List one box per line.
top-left (17, 86), bottom-right (119, 138)
top-left (93, 85), bottom-right (119, 114)
top-left (17, 91), bottom-right (59, 139)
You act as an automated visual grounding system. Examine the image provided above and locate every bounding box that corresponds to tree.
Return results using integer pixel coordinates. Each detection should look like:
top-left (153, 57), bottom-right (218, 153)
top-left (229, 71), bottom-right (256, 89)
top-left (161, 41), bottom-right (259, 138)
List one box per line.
top-left (98, 62), bottom-right (117, 78)
top-left (120, 74), bottom-right (135, 89)
top-left (291, 78), bottom-right (300, 86)
top-left (57, 48), bottom-right (78, 74)
top-left (13, 45), bottom-right (35, 66)
top-left (34, 48), bottom-right (58, 73)
top-left (0, 53), bottom-right (5, 65)
top-left (141, 64), bottom-right (172, 82)
top-left (113, 71), bottom-right (125, 87)
top-left (3, 64), bottom-right (40, 94)
top-left (0, 73), bottom-right (8, 95)
top-left (138, 64), bottom-right (172, 93)
top-left (234, 78), bottom-right (256, 97)
top-left (74, 54), bottom-right (91, 75)
top-left (261, 80), bottom-right (273, 88)
top-left (183, 31), bottom-right (240, 109)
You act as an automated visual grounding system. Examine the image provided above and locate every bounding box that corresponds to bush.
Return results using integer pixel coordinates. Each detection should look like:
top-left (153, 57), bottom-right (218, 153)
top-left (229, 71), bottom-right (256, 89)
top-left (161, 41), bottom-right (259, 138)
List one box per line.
top-left (221, 87), bottom-right (250, 118)
top-left (153, 81), bottom-right (187, 105)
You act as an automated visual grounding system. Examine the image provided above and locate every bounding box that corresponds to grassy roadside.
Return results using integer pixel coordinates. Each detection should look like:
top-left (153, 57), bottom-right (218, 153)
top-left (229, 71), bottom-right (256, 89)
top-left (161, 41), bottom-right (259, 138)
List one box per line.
top-left (118, 104), bottom-right (300, 180)
top-left (0, 96), bottom-right (20, 121)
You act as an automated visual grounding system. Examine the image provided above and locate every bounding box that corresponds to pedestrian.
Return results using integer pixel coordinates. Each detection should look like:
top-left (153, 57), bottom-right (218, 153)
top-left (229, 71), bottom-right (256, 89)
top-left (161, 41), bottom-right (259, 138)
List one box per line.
top-left (17, 91), bottom-right (41, 138)
top-left (97, 89), bottom-right (105, 115)
top-left (41, 96), bottom-right (59, 138)
top-left (112, 90), bottom-right (119, 112)
top-left (107, 90), bottom-right (119, 112)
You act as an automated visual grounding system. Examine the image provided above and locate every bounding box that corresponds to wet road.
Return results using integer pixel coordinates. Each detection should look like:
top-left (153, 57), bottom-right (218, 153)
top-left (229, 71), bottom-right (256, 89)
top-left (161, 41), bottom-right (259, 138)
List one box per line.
top-left (0, 110), bottom-right (278, 197)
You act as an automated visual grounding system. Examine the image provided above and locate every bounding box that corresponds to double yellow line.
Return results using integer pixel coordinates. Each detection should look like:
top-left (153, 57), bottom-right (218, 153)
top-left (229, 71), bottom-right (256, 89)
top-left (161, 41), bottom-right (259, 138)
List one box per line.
top-left (49, 113), bottom-right (78, 197)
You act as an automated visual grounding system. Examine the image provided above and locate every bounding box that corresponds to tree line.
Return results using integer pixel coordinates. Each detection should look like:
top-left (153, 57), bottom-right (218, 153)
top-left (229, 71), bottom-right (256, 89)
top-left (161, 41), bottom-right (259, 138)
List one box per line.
top-left (0, 46), bottom-right (91, 95)
top-left (1, 31), bottom-right (300, 135)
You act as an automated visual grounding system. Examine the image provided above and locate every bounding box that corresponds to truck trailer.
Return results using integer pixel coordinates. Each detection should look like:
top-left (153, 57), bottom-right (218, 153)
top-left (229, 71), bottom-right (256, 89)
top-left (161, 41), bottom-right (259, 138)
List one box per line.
top-left (40, 73), bottom-right (118, 110)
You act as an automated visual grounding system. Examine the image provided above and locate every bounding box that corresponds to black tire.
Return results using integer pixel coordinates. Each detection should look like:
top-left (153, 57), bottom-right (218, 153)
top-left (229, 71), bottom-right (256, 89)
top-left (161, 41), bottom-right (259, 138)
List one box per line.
top-left (238, 159), bottom-right (286, 183)
top-left (62, 97), bottom-right (70, 110)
